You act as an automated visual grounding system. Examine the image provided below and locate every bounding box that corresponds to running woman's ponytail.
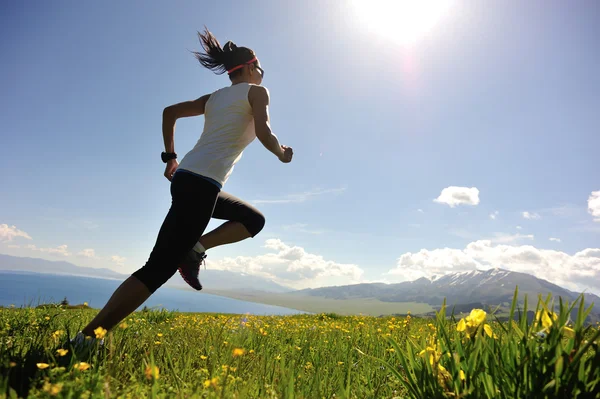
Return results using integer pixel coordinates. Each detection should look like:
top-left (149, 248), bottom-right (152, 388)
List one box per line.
top-left (192, 27), bottom-right (256, 78)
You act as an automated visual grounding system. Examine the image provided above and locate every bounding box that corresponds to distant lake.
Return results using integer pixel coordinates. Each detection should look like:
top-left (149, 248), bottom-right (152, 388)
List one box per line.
top-left (0, 271), bottom-right (305, 315)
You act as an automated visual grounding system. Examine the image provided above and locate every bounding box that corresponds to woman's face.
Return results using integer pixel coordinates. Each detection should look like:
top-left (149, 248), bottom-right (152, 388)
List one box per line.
top-left (249, 59), bottom-right (264, 85)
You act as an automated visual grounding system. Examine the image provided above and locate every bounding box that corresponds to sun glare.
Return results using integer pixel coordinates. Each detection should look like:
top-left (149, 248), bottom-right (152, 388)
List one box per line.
top-left (351, 0), bottom-right (454, 46)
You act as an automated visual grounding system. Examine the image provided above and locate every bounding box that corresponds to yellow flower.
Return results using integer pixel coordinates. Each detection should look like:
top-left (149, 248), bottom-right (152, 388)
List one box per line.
top-left (338, 361), bottom-right (344, 366)
top-left (83, 302), bottom-right (88, 306)
top-left (145, 365), bottom-right (159, 380)
top-left (74, 362), bottom-right (91, 371)
top-left (483, 324), bottom-right (493, 338)
top-left (200, 355), bottom-right (208, 360)
top-left (249, 349), bottom-right (255, 354)
top-left (469, 309), bottom-right (487, 326)
top-left (154, 341), bottom-right (161, 345)
top-left (43, 381), bottom-right (63, 396)
top-left (119, 322), bottom-right (128, 329)
top-left (457, 309), bottom-right (489, 337)
top-left (562, 326), bottom-right (575, 338)
top-left (232, 348), bottom-right (246, 357)
top-left (157, 333), bottom-right (163, 337)
top-left (36, 363), bottom-right (50, 369)
top-left (459, 370), bottom-right (466, 381)
top-left (94, 326), bottom-right (107, 339)
top-left (56, 349), bottom-right (69, 357)
top-left (204, 377), bottom-right (219, 388)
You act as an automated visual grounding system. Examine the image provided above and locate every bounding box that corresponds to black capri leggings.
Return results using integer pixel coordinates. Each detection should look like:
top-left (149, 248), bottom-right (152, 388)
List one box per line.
top-left (132, 171), bottom-right (265, 293)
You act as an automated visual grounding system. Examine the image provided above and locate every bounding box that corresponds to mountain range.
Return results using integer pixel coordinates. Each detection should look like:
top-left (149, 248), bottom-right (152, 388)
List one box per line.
top-left (1, 254), bottom-right (597, 318)
top-left (293, 268), bottom-right (600, 319)
top-left (0, 254), bottom-right (291, 293)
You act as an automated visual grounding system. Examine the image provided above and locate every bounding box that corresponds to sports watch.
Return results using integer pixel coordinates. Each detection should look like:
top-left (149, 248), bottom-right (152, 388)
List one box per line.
top-left (161, 152), bottom-right (177, 163)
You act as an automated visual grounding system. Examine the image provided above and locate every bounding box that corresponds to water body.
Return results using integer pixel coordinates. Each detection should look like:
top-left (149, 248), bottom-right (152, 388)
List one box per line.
top-left (0, 271), bottom-right (304, 315)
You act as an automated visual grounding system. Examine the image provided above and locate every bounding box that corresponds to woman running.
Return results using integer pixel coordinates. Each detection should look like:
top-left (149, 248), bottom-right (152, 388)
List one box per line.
top-left (74, 27), bottom-right (293, 344)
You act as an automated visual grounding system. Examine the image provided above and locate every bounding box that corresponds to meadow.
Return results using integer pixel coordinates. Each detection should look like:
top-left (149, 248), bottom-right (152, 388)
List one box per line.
top-left (1, 289), bottom-right (599, 398)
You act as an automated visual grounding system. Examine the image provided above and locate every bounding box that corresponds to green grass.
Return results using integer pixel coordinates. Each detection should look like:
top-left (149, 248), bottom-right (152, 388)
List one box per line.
top-left (203, 290), bottom-right (433, 316)
top-left (1, 289), bottom-right (599, 398)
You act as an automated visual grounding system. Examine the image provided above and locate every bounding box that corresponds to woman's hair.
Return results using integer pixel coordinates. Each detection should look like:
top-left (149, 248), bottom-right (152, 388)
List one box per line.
top-left (192, 27), bottom-right (256, 78)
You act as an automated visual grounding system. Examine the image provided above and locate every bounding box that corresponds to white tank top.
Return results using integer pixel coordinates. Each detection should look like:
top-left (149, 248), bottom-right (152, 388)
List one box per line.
top-left (177, 82), bottom-right (257, 187)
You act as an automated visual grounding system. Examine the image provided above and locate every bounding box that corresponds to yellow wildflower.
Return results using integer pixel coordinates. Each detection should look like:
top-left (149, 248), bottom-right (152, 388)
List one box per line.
top-left (204, 377), bottom-right (219, 388)
top-left (94, 326), bottom-right (107, 339)
top-left (157, 333), bottom-right (163, 337)
top-left (43, 381), bottom-right (63, 396)
top-left (457, 309), bottom-right (489, 337)
top-left (200, 355), bottom-right (208, 360)
top-left (459, 370), bottom-right (466, 381)
top-left (483, 324), bottom-right (493, 338)
top-left (36, 363), bottom-right (50, 370)
top-left (74, 362), bottom-right (91, 371)
top-left (562, 326), bottom-right (575, 338)
top-left (83, 302), bottom-right (88, 306)
top-left (232, 348), bottom-right (246, 357)
top-left (56, 349), bottom-right (69, 357)
top-left (145, 365), bottom-right (159, 380)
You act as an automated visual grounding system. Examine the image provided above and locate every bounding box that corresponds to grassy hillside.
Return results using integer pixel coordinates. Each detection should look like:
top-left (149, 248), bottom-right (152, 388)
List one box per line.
top-left (203, 289), bottom-right (434, 316)
top-left (1, 290), bottom-right (599, 398)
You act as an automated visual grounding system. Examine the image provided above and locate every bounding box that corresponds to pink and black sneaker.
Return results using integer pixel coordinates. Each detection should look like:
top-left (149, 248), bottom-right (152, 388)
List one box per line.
top-left (177, 250), bottom-right (207, 291)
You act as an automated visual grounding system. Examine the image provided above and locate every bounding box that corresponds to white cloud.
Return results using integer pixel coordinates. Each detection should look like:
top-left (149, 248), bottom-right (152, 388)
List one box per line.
top-left (24, 244), bottom-right (70, 257)
top-left (489, 211), bottom-right (499, 220)
top-left (549, 238), bottom-right (561, 243)
top-left (417, 209), bottom-right (424, 213)
top-left (516, 226), bottom-right (522, 230)
top-left (434, 186), bottom-right (480, 208)
top-left (252, 187), bottom-right (346, 205)
top-left (78, 249), bottom-right (96, 258)
top-left (111, 255), bottom-right (126, 266)
top-left (588, 191), bottom-right (600, 222)
top-left (208, 238), bottom-right (364, 290)
top-left (522, 211), bottom-right (541, 220)
top-left (387, 241), bottom-right (600, 294)
top-left (0, 224), bottom-right (32, 242)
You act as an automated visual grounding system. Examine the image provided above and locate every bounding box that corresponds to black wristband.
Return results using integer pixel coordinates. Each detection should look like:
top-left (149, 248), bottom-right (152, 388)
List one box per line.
top-left (161, 152), bottom-right (177, 163)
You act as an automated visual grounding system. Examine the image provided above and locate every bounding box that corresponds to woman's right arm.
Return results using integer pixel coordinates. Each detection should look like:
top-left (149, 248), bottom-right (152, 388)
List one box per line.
top-left (248, 85), bottom-right (292, 162)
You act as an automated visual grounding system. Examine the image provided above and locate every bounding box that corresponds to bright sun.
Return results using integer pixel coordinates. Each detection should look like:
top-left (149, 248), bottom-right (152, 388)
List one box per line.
top-left (350, 0), bottom-right (454, 46)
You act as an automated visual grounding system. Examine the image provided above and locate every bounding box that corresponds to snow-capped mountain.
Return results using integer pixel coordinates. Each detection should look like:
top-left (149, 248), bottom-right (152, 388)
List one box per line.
top-left (293, 268), bottom-right (600, 313)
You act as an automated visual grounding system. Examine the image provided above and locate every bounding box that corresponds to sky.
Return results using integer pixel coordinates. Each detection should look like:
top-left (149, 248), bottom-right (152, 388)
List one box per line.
top-left (1, 1), bottom-right (599, 295)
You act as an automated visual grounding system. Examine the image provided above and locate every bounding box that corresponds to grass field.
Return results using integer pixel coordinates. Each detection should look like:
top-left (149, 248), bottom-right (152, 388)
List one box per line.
top-left (1, 289), bottom-right (599, 398)
top-left (204, 290), bottom-right (434, 316)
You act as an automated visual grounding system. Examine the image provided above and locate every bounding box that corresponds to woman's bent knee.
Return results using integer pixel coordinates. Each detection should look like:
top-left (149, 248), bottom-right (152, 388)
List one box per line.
top-left (247, 212), bottom-right (265, 237)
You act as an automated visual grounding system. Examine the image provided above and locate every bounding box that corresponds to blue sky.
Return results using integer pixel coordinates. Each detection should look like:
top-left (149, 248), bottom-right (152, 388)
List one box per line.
top-left (1, 1), bottom-right (599, 293)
